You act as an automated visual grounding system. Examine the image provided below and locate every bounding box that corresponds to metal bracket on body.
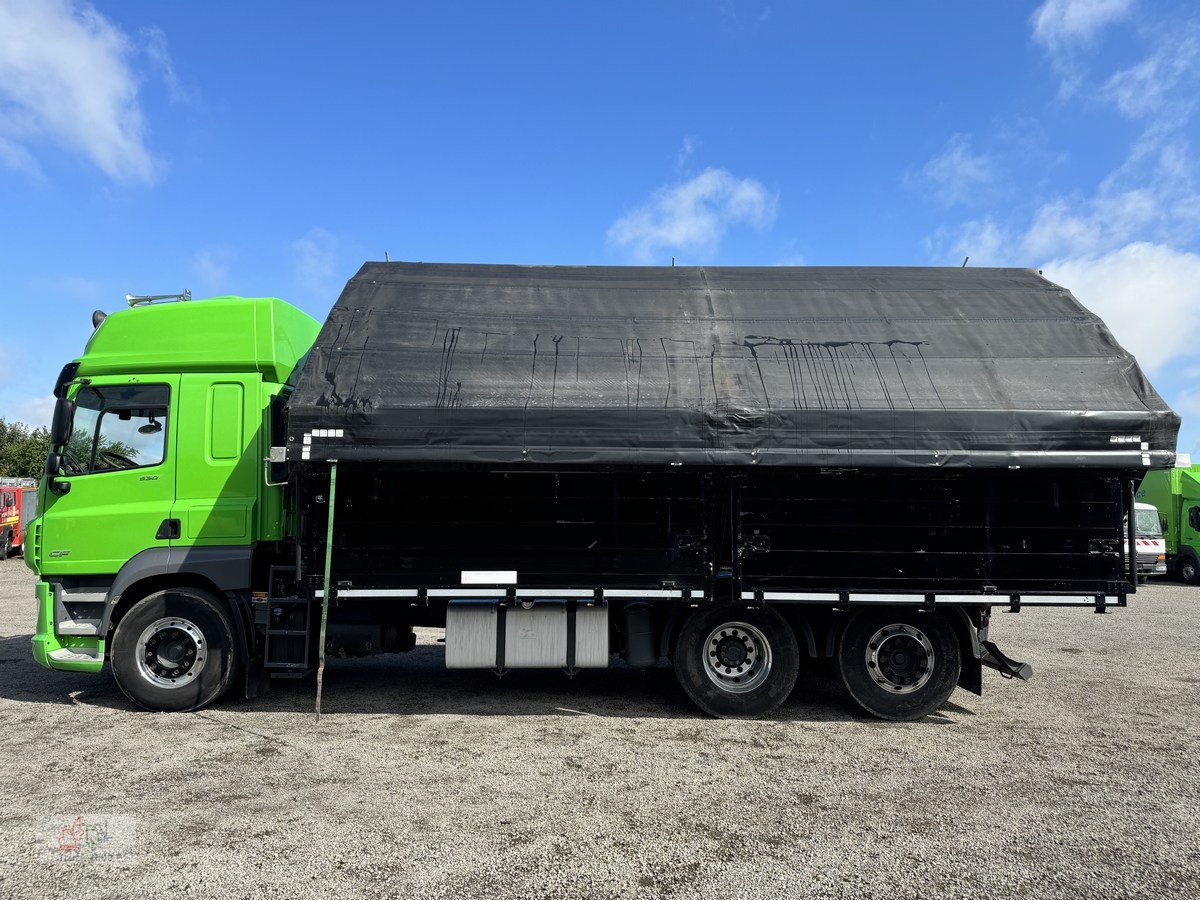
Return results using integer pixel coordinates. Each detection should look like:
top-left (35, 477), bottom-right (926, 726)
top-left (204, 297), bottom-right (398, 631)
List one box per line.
top-left (980, 640), bottom-right (1033, 681)
top-left (263, 447), bottom-right (288, 488)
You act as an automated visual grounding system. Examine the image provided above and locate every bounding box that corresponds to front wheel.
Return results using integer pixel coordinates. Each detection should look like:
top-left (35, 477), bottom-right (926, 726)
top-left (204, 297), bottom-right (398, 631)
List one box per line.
top-left (111, 587), bottom-right (241, 712)
top-left (1179, 556), bottom-right (1199, 585)
top-left (673, 604), bottom-right (800, 718)
top-left (837, 609), bottom-right (960, 721)
top-left (1, 531), bottom-right (11, 559)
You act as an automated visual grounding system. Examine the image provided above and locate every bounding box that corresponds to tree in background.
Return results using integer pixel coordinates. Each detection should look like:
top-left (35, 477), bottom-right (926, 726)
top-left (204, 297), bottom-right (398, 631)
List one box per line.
top-left (0, 419), bottom-right (51, 480)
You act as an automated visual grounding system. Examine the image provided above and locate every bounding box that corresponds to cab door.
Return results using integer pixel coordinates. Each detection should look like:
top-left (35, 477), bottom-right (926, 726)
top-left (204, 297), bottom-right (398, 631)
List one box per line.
top-left (171, 374), bottom-right (259, 548)
top-left (39, 377), bottom-right (178, 575)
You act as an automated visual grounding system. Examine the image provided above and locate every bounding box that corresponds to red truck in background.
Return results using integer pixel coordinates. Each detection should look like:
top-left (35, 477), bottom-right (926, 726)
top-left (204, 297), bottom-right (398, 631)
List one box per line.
top-left (0, 482), bottom-right (37, 559)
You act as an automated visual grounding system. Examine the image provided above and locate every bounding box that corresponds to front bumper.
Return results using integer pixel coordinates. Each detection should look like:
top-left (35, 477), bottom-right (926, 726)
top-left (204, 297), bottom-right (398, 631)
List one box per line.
top-left (1137, 554), bottom-right (1167, 576)
top-left (31, 580), bottom-right (105, 673)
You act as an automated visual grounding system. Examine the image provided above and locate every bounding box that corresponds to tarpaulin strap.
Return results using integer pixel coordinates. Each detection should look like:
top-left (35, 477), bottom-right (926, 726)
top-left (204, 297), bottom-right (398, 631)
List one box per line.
top-left (315, 460), bottom-right (338, 719)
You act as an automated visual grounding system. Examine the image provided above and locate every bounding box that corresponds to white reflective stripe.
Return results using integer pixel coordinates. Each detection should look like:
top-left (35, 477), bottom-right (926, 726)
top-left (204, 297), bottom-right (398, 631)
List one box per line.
top-left (337, 589), bottom-right (418, 598)
top-left (736, 590), bottom-right (1118, 606)
top-left (462, 570), bottom-right (517, 585)
top-left (515, 589), bottom-right (595, 598)
top-left (604, 589), bottom-right (685, 598)
top-left (1018, 595), bottom-right (1100, 604)
top-left (428, 588), bottom-right (507, 598)
top-left (740, 590), bottom-right (834, 601)
top-left (336, 587), bottom-right (701, 600)
top-left (851, 594), bottom-right (928, 603)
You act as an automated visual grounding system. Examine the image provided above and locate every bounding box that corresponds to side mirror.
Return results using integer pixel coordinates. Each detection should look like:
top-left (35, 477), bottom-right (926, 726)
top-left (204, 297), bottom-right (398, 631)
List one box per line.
top-left (44, 451), bottom-right (70, 495)
top-left (50, 397), bottom-right (75, 447)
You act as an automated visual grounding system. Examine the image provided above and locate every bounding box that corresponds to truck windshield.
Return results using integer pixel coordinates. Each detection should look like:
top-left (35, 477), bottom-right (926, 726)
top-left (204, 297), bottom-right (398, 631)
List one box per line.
top-left (62, 385), bottom-right (169, 474)
top-left (1135, 508), bottom-right (1163, 537)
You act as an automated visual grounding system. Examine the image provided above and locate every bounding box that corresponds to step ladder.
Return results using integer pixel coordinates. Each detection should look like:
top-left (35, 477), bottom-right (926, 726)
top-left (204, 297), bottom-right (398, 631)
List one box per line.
top-left (260, 564), bottom-right (313, 678)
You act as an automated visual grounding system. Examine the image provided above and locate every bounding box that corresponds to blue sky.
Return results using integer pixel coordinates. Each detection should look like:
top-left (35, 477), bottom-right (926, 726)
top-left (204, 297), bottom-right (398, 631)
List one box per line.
top-left (1, 0), bottom-right (1198, 455)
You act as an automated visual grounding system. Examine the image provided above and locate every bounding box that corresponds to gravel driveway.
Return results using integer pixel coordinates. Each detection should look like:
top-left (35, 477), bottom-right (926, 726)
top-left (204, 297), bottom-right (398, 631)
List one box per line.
top-left (1, 560), bottom-right (1198, 899)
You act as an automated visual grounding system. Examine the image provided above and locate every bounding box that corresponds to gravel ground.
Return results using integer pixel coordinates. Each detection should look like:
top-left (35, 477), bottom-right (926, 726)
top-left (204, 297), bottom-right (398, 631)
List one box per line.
top-left (1, 560), bottom-right (1198, 899)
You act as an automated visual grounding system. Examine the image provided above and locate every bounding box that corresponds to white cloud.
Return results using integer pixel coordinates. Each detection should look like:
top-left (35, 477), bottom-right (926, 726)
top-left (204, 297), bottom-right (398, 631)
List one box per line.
top-left (1103, 31), bottom-right (1200, 117)
top-left (16, 394), bottom-right (55, 429)
top-left (1031, 0), bottom-right (1135, 95)
top-left (608, 168), bottom-right (778, 263)
top-left (675, 135), bottom-right (699, 171)
top-left (1174, 385), bottom-right (1200, 418)
top-left (1031, 0), bottom-right (1134, 48)
top-left (938, 217), bottom-right (1009, 267)
top-left (0, 0), bottom-right (157, 183)
top-left (1021, 128), bottom-right (1199, 259)
top-left (1042, 242), bottom-right (1200, 372)
top-left (192, 248), bottom-right (233, 293)
top-left (292, 228), bottom-right (340, 295)
top-left (914, 134), bottom-right (996, 207)
top-left (141, 25), bottom-right (193, 105)
top-left (0, 133), bottom-right (41, 178)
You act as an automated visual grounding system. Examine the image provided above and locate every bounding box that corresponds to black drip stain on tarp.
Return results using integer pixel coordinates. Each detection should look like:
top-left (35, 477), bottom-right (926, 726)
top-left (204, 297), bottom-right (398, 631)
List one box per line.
top-left (741, 336), bottom-right (937, 411)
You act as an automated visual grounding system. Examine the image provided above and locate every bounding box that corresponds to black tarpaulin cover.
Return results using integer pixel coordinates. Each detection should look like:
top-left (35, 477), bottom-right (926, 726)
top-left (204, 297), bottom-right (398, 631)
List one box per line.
top-left (286, 263), bottom-right (1179, 468)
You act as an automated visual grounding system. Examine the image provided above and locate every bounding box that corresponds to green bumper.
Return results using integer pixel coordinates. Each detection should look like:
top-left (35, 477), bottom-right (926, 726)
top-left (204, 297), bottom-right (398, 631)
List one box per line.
top-left (31, 580), bottom-right (105, 674)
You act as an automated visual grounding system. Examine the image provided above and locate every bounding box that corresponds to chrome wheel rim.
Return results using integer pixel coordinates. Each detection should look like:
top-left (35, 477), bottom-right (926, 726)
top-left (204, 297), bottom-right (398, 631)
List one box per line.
top-left (865, 623), bottom-right (934, 694)
top-left (135, 617), bottom-right (207, 688)
top-left (702, 621), bottom-right (773, 693)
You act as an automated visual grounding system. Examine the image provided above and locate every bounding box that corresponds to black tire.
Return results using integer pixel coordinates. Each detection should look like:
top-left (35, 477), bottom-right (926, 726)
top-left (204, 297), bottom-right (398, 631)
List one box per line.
top-left (673, 604), bottom-right (800, 718)
top-left (110, 587), bottom-right (241, 712)
top-left (837, 609), bottom-right (960, 721)
top-left (1179, 556), bottom-right (1199, 585)
top-left (1, 530), bottom-right (11, 560)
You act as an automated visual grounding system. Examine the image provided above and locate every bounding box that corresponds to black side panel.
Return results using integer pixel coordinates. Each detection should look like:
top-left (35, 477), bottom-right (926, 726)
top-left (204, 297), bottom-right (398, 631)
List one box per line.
top-left (738, 468), bottom-right (1133, 595)
top-left (299, 463), bottom-right (1135, 600)
top-left (303, 467), bottom-right (711, 591)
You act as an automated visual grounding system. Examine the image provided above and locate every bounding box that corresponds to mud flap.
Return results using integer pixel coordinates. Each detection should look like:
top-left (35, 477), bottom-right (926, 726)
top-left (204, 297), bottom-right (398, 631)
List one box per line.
top-left (957, 654), bottom-right (983, 695)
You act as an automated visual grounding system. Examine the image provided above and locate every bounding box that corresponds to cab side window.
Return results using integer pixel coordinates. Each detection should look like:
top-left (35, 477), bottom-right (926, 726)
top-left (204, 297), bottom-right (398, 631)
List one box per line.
top-left (64, 385), bottom-right (169, 475)
top-left (1190, 506), bottom-right (1200, 532)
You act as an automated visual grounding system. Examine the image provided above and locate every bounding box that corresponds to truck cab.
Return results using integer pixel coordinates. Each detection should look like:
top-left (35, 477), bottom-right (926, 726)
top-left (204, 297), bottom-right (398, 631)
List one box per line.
top-left (27, 295), bottom-right (319, 692)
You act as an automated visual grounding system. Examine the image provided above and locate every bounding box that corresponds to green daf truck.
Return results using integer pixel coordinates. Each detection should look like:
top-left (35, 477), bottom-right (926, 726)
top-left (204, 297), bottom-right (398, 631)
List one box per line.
top-left (1137, 464), bottom-right (1200, 584)
top-left (26, 264), bottom-right (1178, 720)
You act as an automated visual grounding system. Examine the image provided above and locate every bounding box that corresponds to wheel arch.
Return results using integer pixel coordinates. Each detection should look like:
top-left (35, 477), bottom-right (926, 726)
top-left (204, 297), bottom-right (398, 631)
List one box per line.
top-left (1176, 546), bottom-right (1200, 581)
top-left (103, 547), bottom-right (254, 666)
top-left (774, 605), bottom-right (818, 658)
top-left (661, 601), bottom-right (818, 660)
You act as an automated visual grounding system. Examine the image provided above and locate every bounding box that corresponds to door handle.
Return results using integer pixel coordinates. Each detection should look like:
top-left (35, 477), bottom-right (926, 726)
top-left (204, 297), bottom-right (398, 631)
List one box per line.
top-left (155, 519), bottom-right (181, 540)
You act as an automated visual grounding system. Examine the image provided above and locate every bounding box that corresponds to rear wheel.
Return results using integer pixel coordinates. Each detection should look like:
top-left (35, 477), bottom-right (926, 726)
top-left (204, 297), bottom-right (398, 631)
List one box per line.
top-left (1, 531), bottom-right (11, 559)
top-left (673, 604), bottom-right (800, 718)
top-left (1179, 556), bottom-right (1199, 585)
top-left (111, 587), bottom-right (241, 712)
top-left (837, 609), bottom-right (960, 721)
